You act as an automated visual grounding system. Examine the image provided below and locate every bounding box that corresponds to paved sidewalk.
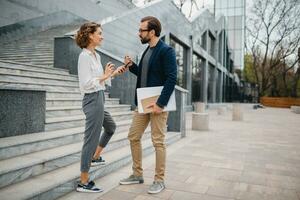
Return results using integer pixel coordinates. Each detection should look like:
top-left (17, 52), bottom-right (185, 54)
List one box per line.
top-left (77, 106), bottom-right (300, 200)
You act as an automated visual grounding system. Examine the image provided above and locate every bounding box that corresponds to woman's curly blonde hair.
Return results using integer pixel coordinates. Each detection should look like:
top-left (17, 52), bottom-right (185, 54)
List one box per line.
top-left (75, 22), bottom-right (101, 49)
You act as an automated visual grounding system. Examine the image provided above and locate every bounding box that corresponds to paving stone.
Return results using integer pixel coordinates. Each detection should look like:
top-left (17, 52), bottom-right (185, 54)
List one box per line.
top-left (170, 191), bottom-right (234, 200)
top-left (166, 180), bottom-right (208, 194)
top-left (100, 189), bottom-right (137, 200)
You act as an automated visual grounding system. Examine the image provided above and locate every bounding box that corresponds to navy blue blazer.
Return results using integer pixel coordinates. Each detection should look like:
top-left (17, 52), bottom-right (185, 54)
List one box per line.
top-left (129, 39), bottom-right (177, 107)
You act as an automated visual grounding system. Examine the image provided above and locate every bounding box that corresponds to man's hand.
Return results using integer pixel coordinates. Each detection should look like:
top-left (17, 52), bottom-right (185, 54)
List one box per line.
top-left (146, 103), bottom-right (163, 114)
top-left (124, 55), bottom-right (133, 68)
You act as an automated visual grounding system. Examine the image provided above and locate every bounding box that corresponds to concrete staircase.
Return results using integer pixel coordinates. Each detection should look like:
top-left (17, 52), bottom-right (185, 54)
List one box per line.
top-left (0, 24), bottom-right (79, 67)
top-left (0, 25), bottom-right (182, 199)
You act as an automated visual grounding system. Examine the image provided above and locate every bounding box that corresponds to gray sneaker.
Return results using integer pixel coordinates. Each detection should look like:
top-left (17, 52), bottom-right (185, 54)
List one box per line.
top-left (148, 181), bottom-right (165, 194)
top-left (119, 175), bottom-right (144, 185)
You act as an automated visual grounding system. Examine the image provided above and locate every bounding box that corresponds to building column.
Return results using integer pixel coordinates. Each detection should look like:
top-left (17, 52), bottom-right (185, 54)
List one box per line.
top-left (186, 35), bottom-right (193, 106)
top-left (219, 31), bottom-right (224, 102)
top-left (201, 31), bottom-right (209, 104)
top-left (202, 60), bottom-right (208, 103)
top-left (219, 69), bottom-right (224, 102)
top-left (212, 66), bottom-right (217, 103)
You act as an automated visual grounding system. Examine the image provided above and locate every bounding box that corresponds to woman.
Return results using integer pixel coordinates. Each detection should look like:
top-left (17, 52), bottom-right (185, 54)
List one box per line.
top-left (75, 22), bottom-right (125, 193)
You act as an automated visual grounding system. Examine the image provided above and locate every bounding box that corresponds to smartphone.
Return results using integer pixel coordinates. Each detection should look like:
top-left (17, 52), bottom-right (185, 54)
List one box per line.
top-left (124, 62), bottom-right (131, 69)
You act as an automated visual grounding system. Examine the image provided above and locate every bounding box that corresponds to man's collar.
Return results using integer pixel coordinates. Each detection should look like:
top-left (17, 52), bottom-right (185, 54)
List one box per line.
top-left (148, 39), bottom-right (162, 49)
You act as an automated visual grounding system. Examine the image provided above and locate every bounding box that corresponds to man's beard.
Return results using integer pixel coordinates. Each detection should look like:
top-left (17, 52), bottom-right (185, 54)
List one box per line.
top-left (140, 37), bottom-right (150, 44)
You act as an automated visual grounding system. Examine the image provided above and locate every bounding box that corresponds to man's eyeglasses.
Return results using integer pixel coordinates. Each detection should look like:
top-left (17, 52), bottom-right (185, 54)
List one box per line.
top-left (138, 29), bottom-right (150, 33)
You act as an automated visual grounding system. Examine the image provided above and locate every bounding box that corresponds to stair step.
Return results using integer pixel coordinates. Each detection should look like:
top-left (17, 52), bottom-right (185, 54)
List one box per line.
top-left (0, 83), bottom-right (80, 93)
top-left (5, 58), bottom-right (53, 63)
top-left (0, 68), bottom-right (78, 82)
top-left (30, 59), bottom-right (53, 62)
top-left (0, 55), bottom-right (53, 59)
top-left (46, 104), bottom-right (131, 118)
top-left (46, 92), bottom-right (82, 99)
top-left (0, 74), bottom-right (79, 88)
top-left (45, 117), bottom-right (132, 132)
top-left (0, 52), bottom-right (53, 56)
top-left (0, 50), bottom-right (53, 55)
top-left (1, 46), bottom-right (52, 50)
top-left (6, 41), bottom-right (52, 45)
top-left (0, 132), bottom-right (181, 200)
top-left (0, 128), bottom-right (152, 189)
top-left (29, 61), bottom-right (53, 66)
top-left (45, 97), bottom-right (119, 107)
top-left (45, 111), bottom-right (132, 124)
top-left (0, 60), bottom-right (69, 75)
top-left (0, 47), bottom-right (52, 52)
top-left (45, 91), bottom-right (109, 99)
top-left (0, 127), bottom-right (84, 160)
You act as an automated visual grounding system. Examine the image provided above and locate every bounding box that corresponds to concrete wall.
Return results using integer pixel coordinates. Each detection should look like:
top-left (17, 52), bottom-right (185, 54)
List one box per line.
top-left (0, 88), bottom-right (46, 137)
top-left (54, 36), bottom-right (82, 75)
top-left (0, 0), bottom-right (41, 27)
top-left (0, 0), bottom-right (135, 27)
top-left (0, 11), bottom-right (85, 44)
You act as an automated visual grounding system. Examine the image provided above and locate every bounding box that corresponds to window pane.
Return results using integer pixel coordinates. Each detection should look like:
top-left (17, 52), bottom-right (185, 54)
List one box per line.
top-left (234, 16), bottom-right (243, 29)
top-left (215, 0), bottom-right (222, 8)
top-left (170, 37), bottom-right (187, 88)
top-left (234, 50), bottom-right (242, 67)
top-left (227, 8), bottom-right (235, 16)
top-left (201, 31), bottom-right (207, 50)
top-left (234, 7), bottom-right (243, 16)
top-left (228, 30), bottom-right (235, 48)
top-left (228, 17), bottom-right (235, 30)
top-left (228, 0), bottom-right (234, 8)
top-left (221, 0), bottom-right (227, 8)
top-left (235, 0), bottom-right (242, 7)
top-left (234, 30), bottom-right (242, 49)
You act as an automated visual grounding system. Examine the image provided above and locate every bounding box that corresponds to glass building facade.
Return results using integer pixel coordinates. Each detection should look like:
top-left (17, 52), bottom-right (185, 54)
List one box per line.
top-left (192, 53), bottom-right (204, 102)
top-left (170, 37), bottom-right (187, 89)
top-left (207, 63), bottom-right (215, 103)
top-left (215, 0), bottom-right (245, 69)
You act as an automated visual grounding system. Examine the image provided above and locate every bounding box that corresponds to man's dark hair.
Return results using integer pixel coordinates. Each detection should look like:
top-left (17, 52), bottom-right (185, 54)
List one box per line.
top-left (141, 16), bottom-right (161, 37)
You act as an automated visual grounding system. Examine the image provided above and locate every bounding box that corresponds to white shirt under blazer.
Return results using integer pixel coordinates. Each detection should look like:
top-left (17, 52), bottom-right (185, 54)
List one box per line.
top-left (78, 48), bottom-right (111, 95)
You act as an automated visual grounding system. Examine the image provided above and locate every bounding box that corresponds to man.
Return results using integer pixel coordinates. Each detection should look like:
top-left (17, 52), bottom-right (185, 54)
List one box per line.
top-left (119, 16), bottom-right (177, 194)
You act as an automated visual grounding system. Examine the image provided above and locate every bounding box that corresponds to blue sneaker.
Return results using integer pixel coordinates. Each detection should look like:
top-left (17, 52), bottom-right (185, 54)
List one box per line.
top-left (76, 181), bottom-right (103, 193)
top-left (91, 156), bottom-right (105, 167)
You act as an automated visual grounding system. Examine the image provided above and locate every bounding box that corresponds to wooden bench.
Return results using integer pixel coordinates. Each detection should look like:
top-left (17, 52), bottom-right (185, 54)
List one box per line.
top-left (260, 97), bottom-right (300, 108)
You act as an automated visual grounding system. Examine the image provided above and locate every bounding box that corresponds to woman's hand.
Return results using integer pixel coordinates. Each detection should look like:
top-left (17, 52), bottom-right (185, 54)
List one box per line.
top-left (104, 62), bottom-right (115, 79)
top-left (111, 65), bottom-right (127, 77)
top-left (99, 62), bottom-right (114, 84)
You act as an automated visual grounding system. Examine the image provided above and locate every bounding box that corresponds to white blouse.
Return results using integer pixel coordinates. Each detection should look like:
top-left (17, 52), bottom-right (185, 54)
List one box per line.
top-left (77, 48), bottom-right (111, 95)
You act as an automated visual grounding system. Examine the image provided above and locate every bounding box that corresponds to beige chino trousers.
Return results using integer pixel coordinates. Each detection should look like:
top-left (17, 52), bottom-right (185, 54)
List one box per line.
top-left (128, 109), bottom-right (169, 181)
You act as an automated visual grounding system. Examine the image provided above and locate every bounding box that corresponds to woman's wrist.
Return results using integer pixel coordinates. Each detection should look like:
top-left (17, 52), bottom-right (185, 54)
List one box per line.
top-left (103, 74), bottom-right (111, 80)
top-left (98, 74), bottom-right (110, 84)
top-left (111, 70), bottom-right (119, 77)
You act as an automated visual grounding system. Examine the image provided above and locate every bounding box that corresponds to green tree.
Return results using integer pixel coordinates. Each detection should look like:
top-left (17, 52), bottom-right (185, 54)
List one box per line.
top-left (243, 54), bottom-right (257, 84)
